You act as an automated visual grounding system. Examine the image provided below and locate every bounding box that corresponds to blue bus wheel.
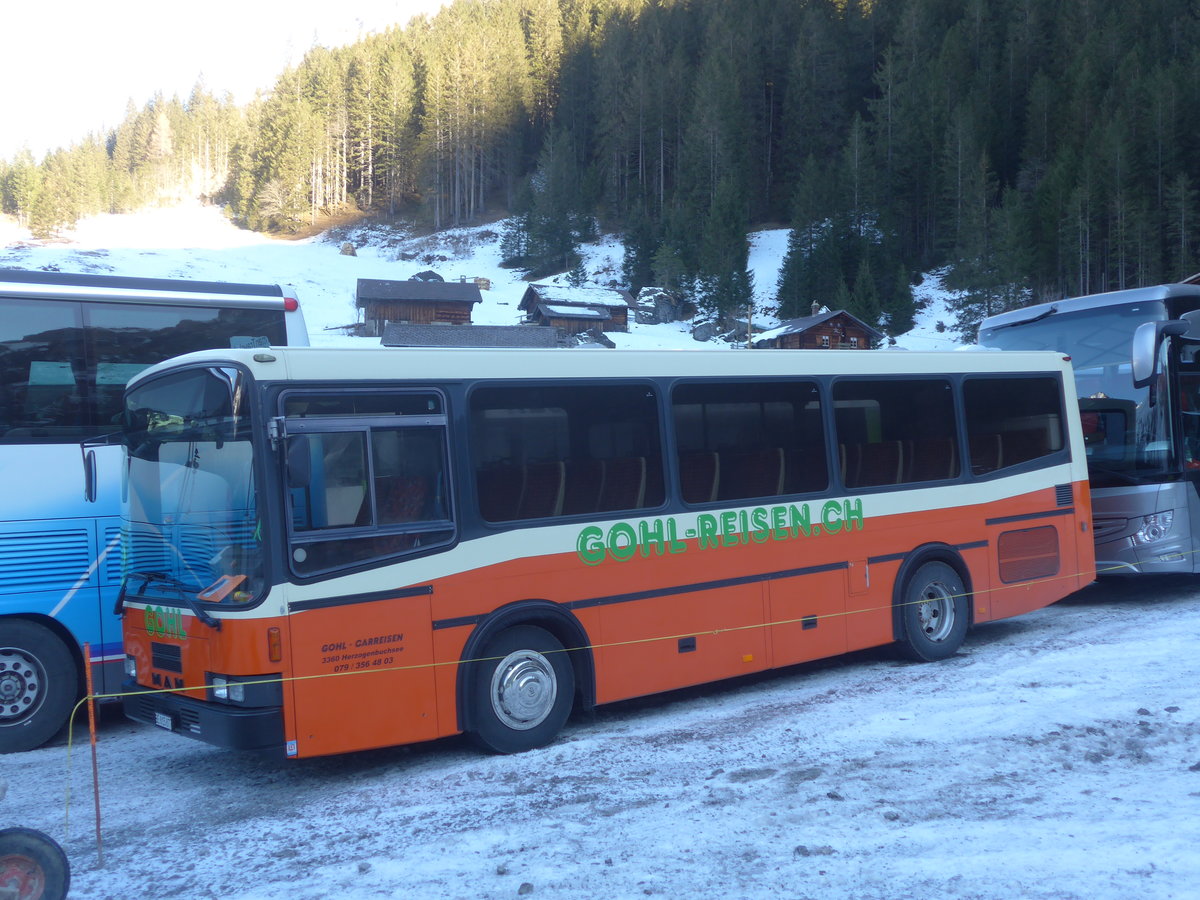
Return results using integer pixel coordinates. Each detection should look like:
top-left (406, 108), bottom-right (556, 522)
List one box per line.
top-left (0, 826), bottom-right (71, 900)
top-left (0, 621), bottom-right (77, 754)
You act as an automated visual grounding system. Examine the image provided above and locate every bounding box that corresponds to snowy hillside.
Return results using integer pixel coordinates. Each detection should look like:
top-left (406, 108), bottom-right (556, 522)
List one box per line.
top-left (0, 204), bottom-right (962, 351)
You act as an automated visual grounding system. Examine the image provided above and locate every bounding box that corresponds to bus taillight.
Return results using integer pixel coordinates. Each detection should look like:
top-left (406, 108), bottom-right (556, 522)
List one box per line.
top-left (284, 297), bottom-right (299, 312)
top-left (268, 627), bottom-right (282, 662)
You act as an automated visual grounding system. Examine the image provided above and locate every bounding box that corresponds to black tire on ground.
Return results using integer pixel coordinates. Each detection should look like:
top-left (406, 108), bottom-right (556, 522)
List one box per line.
top-left (0, 826), bottom-right (71, 900)
top-left (897, 561), bottom-right (970, 662)
top-left (0, 620), bottom-right (78, 754)
top-left (467, 624), bottom-right (574, 754)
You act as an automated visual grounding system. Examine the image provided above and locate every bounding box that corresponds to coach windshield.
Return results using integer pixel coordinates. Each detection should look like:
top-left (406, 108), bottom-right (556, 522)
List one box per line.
top-left (121, 365), bottom-right (265, 606)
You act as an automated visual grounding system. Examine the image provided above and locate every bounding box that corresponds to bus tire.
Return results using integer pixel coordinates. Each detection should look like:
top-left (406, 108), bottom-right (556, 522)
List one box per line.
top-left (897, 561), bottom-right (969, 662)
top-left (0, 826), bottom-right (71, 900)
top-left (467, 625), bottom-right (574, 754)
top-left (0, 621), bottom-right (77, 754)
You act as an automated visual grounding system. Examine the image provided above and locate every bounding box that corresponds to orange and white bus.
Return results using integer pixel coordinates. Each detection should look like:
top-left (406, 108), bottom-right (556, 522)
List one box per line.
top-left (116, 346), bottom-right (1094, 758)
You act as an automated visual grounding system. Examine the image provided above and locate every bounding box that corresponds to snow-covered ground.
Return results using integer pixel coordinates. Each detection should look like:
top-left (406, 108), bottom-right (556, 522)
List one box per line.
top-left (4, 577), bottom-right (1199, 899)
top-left (0, 203), bottom-right (962, 352)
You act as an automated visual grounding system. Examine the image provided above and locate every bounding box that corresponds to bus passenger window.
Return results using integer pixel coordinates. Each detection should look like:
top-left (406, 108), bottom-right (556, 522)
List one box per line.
top-left (832, 379), bottom-right (957, 487)
top-left (963, 376), bottom-right (1065, 474)
top-left (672, 380), bottom-right (826, 503)
top-left (470, 384), bottom-right (665, 522)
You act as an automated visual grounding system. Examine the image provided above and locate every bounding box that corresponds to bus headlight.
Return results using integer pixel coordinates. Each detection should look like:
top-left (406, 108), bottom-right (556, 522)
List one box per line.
top-left (124, 655), bottom-right (137, 680)
top-left (211, 675), bottom-right (245, 703)
top-left (206, 672), bottom-right (282, 707)
top-left (1133, 511), bottom-right (1174, 545)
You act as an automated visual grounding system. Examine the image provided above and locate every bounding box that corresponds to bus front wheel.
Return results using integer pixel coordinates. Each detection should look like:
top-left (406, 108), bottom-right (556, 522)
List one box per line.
top-left (897, 561), bottom-right (969, 662)
top-left (0, 621), bottom-right (77, 754)
top-left (0, 826), bottom-right (71, 900)
top-left (468, 625), bottom-right (574, 754)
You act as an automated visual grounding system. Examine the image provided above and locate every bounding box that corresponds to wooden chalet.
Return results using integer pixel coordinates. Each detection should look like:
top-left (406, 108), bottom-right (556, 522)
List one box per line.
top-left (356, 278), bottom-right (483, 337)
top-left (518, 284), bottom-right (634, 334)
top-left (751, 308), bottom-right (884, 350)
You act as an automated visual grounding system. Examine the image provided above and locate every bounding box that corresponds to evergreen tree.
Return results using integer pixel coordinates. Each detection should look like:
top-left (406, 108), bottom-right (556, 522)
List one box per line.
top-left (850, 253), bottom-right (881, 328)
top-left (2, 150), bottom-right (41, 227)
top-left (620, 202), bottom-right (659, 294)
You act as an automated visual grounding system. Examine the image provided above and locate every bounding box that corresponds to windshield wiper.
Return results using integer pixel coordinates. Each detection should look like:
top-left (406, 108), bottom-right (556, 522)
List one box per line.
top-left (116, 570), bottom-right (222, 630)
top-left (990, 304), bottom-right (1058, 331)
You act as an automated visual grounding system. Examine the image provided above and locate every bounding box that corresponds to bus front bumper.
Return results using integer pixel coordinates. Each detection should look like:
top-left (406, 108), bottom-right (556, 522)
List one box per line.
top-left (122, 681), bottom-right (284, 753)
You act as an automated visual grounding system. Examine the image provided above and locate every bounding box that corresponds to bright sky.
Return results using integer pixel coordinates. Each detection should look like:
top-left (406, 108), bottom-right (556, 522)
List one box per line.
top-left (0, 0), bottom-right (447, 161)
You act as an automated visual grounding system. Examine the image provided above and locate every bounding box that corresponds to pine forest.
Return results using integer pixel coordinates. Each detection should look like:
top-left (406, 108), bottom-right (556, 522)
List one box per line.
top-left (4, 0), bottom-right (1200, 338)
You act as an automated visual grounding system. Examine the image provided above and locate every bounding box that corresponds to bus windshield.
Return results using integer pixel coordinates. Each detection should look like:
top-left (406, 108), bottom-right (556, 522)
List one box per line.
top-left (978, 301), bottom-right (1175, 486)
top-left (123, 366), bottom-right (264, 606)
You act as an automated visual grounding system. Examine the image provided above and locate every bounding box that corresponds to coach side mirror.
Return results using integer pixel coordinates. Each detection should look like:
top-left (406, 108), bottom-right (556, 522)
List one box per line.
top-left (1132, 320), bottom-right (1189, 391)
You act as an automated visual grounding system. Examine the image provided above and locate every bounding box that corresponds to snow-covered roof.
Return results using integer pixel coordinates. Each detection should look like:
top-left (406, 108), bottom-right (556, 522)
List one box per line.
top-left (520, 282), bottom-right (633, 311)
top-left (751, 309), bottom-right (884, 345)
top-left (356, 278), bottom-right (481, 305)
top-left (536, 302), bottom-right (611, 320)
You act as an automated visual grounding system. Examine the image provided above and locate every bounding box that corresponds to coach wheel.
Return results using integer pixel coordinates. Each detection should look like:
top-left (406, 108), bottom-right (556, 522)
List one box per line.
top-left (0, 827), bottom-right (71, 900)
top-left (0, 621), bottom-right (77, 754)
top-left (468, 625), bottom-right (574, 754)
top-left (897, 561), bottom-right (969, 662)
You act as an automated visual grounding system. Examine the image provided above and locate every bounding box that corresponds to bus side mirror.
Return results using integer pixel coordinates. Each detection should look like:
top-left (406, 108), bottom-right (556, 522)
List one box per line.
top-left (1132, 320), bottom-right (1189, 390)
top-left (82, 447), bottom-right (97, 503)
top-left (286, 436), bottom-right (312, 489)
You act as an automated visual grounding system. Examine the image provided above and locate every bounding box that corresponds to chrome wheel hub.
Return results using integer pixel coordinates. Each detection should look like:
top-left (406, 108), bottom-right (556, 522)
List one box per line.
top-left (490, 649), bottom-right (557, 731)
top-left (916, 583), bottom-right (956, 643)
top-left (0, 648), bottom-right (43, 724)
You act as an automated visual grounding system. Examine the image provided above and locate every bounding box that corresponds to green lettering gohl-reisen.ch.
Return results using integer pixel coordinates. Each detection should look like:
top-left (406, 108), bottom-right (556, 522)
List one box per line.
top-left (576, 499), bottom-right (864, 566)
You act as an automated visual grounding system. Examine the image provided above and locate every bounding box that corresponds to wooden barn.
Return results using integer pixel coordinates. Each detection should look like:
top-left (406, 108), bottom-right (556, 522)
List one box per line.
top-left (752, 308), bottom-right (884, 350)
top-left (518, 284), bottom-right (634, 334)
top-left (356, 279), bottom-right (483, 336)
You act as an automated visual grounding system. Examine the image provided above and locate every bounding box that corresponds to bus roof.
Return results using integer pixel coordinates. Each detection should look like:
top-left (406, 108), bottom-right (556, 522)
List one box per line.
top-left (0, 268), bottom-right (297, 308)
top-left (980, 283), bottom-right (1200, 334)
top-left (128, 345), bottom-right (1075, 389)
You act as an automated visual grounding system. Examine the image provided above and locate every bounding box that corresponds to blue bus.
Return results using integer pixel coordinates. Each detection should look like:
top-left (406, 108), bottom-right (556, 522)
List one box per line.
top-left (0, 269), bottom-right (308, 752)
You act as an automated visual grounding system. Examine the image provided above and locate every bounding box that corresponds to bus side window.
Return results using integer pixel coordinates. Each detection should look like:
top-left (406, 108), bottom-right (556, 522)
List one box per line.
top-left (284, 392), bottom-right (455, 577)
top-left (671, 380), bottom-right (827, 503)
top-left (470, 383), bottom-right (665, 522)
top-left (0, 298), bottom-right (86, 441)
top-left (963, 376), bottom-right (1065, 474)
top-left (832, 378), bottom-right (957, 488)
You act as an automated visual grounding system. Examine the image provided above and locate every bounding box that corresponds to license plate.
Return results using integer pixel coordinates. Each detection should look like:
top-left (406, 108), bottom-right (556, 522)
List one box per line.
top-left (154, 712), bottom-right (174, 731)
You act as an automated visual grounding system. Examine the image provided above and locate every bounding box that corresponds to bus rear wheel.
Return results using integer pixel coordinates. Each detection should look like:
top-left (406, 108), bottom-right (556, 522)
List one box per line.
top-left (897, 561), bottom-right (969, 662)
top-left (0, 827), bottom-right (71, 900)
top-left (0, 621), bottom-right (76, 754)
top-left (468, 625), bottom-right (574, 754)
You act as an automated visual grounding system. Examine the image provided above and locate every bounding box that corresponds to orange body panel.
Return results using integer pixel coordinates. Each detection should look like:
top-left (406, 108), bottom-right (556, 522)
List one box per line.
top-left (283, 598), bottom-right (441, 756)
top-left (125, 478), bottom-right (1094, 758)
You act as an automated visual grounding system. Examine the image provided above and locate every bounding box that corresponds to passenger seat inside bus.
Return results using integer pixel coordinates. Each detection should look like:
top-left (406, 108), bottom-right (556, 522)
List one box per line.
top-left (904, 437), bottom-right (957, 482)
top-left (718, 448), bottom-right (785, 500)
top-left (969, 433), bottom-right (1003, 474)
top-left (679, 451), bottom-right (719, 503)
top-left (517, 461), bottom-right (566, 519)
top-left (853, 440), bottom-right (904, 487)
top-left (598, 456), bottom-right (646, 511)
